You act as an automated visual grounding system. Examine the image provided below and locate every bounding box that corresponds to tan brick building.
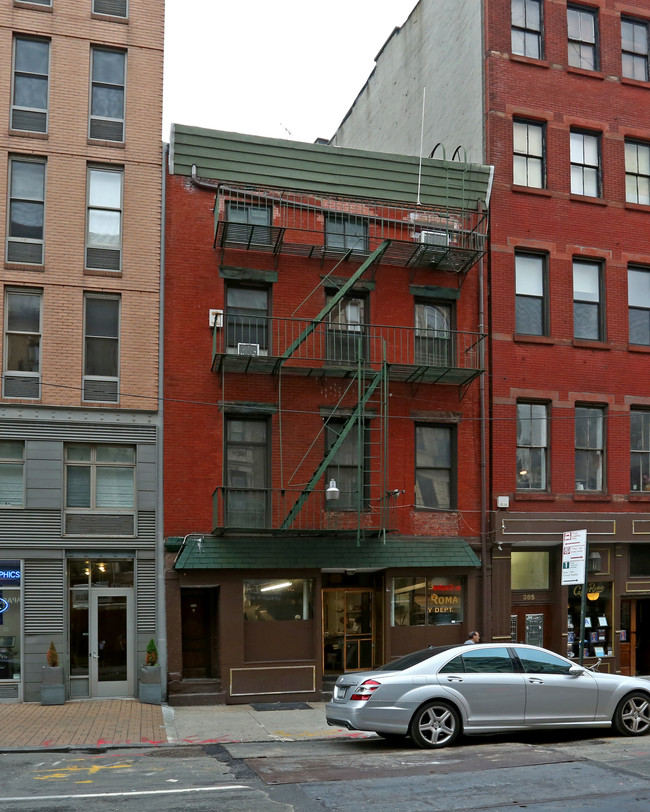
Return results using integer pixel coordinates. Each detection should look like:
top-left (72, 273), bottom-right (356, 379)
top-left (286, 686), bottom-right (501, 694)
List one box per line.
top-left (0, 0), bottom-right (163, 702)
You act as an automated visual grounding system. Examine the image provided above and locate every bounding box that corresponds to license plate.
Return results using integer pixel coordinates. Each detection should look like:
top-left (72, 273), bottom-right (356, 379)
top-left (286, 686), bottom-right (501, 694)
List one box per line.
top-left (334, 685), bottom-right (348, 700)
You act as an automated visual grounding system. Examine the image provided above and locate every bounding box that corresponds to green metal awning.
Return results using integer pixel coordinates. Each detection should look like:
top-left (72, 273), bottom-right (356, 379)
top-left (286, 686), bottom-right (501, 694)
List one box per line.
top-left (171, 535), bottom-right (481, 571)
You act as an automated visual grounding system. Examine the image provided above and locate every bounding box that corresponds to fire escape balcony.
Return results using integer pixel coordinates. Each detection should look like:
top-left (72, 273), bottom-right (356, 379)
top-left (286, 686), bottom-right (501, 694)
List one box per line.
top-left (212, 317), bottom-right (484, 386)
top-left (211, 485), bottom-right (383, 536)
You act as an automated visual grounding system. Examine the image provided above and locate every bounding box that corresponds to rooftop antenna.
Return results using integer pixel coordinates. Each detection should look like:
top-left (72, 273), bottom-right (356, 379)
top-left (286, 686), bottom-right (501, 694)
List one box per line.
top-left (416, 87), bottom-right (426, 205)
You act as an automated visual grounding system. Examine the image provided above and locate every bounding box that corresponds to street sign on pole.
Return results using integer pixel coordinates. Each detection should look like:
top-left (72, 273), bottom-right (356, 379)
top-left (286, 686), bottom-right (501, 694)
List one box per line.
top-left (562, 529), bottom-right (587, 586)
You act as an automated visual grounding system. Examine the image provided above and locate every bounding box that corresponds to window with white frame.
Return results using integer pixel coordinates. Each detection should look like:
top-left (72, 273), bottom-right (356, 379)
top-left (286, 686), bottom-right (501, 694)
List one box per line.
top-left (630, 410), bottom-right (650, 492)
top-left (86, 166), bottom-right (123, 271)
top-left (65, 444), bottom-right (135, 512)
top-left (625, 140), bottom-right (650, 205)
top-left (517, 403), bottom-right (548, 490)
top-left (515, 252), bottom-right (547, 335)
top-left (3, 289), bottom-right (41, 400)
top-left (567, 5), bottom-right (598, 70)
top-left (11, 37), bottom-right (49, 133)
top-left (93, 0), bottom-right (128, 18)
top-left (83, 294), bottom-right (120, 403)
top-left (415, 424), bottom-right (454, 510)
top-left (570, 131), bottom-right (601, 197)
top-left (513, 119), bottom-right (545, 188)
top-left (7, 157), bottom-right (45, 265)
top-left (575, 405), bottom-right (605, 492)
top-left (325, 214), bottom-right (368, 252)
top-left (573, 259), bottom-right (603, 340)
top-left (629, 266), bottom-right (650, 345)
top-left (89, 47), bottom-right (125, 142)
top-left (511, 0), bottom-right (543, 59)
top-left (0, 441), bottom-right (25, 507)
top-left (622, 17), bottom-right (649, 82)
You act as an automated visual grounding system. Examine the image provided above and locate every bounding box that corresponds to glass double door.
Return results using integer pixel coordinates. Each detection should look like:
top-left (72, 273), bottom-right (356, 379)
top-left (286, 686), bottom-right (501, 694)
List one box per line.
top-left (323, 589), bottom-right (373, 672)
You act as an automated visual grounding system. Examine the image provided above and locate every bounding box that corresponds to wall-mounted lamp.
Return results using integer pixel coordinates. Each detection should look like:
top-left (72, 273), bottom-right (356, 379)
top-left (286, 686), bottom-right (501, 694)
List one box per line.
top-left (326, 479), bottom-right (340, 501)
top-left (588, 551), bottom-right (602, 573)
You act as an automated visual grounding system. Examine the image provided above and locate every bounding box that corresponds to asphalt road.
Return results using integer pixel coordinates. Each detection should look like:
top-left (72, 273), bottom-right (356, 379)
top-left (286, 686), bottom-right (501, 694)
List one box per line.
top-left (3, 728), bottom-right (650, 811)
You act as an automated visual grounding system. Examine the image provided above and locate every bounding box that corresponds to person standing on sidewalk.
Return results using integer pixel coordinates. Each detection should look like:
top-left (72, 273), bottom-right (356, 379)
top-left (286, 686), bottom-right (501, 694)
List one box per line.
top-left (463, 631), bottom-right (480, 645)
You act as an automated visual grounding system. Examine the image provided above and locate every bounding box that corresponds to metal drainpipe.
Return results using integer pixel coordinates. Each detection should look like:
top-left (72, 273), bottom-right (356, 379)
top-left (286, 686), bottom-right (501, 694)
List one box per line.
top-left (157, 143), bottom-right (168, 699)
top-left (479, 234), bottom-right (490, 642)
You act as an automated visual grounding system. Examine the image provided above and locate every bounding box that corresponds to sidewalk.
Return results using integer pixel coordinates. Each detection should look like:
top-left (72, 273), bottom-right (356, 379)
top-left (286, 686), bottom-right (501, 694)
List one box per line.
top-left (0, 699), bottom-right (364, 752)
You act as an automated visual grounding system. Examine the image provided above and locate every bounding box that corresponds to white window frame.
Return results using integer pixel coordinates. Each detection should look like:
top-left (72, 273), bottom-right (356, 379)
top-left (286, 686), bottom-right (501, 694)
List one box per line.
top-left (513, 119), bottom-right (545, 188)
top-left (622, 17), bottom-right (649, 82)
top-left (625, 140), bottom-right (650, 205)
top-left (511, 0), bottom-right (543, 59)
top-left (570, 130), bottom-right (601, 197)
top-left (3, 288), bottom-right (42, 400)
top-left (629, 266), bottom-right (650, 345)
top-left (83, 293), bottom-right (120, 403)
top-left (516, 403), bottom-right (548, 491)
top-left (567, 5), bottom-right (598, 71)
top-left (85, 165), bottom-right (123, 271)
top-left (11, 36), bottom-right (50, 133)
top-left (573, 259), bottom-right (603, 341)
top-left (89, 46), bottom-right (126, 142)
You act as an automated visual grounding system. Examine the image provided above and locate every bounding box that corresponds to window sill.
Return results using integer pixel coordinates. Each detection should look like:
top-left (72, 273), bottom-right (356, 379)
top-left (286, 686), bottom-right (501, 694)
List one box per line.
top-left (566, 66), bottom-right (605, 81)
top-left (624, 201), bottom-right (650, 213)
top-left (13, 0), bottom-right (52, 10)
top-left (511, 185), bottom-right (552, 197)
top-left (514, 492), bottom-right (555, 501)
top-left (4, 261), bottom-right (44, 272)
top-left (569, 194), bottom-right (607, 206)
top-left (87, 138), bottom-right (125, 149)
top-left (8, 128), bottom-right (47, 140)
top-left (573, 493), bottom-right (612, 502)
top-left (510, 54), bottom-right (550, 70)
top-left (628, 343), bottom-right (650, 353)
top-left (514, 334), bottom-right (554, 344)
top-left (572, 339), bottom-right (610, 350)
top-left (84, 267), bottom-right (122, 278)
top-left (91, 12), bottom-right (128, 24)
top-left (629, 493), bottom-right (650, 501)
top-left (621, 76), bottom-right (650, 90)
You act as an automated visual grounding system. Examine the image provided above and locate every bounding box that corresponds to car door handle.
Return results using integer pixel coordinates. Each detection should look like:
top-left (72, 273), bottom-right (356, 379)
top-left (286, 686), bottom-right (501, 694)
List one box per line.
top-left (446, 676), bottom-right (463, 682)
top-left (528, 677), bottom-right (544, 684)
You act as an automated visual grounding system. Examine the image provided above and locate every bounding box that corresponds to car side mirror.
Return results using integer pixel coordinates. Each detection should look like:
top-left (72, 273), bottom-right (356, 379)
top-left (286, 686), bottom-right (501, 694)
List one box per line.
top-left (569, 664), bottom-right (585, 676)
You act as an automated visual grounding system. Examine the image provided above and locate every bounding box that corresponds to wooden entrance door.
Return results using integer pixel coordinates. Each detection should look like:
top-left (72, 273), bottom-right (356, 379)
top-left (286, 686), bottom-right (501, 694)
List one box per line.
top-left (510, 605), bottom-right (552, 649)
top-left (620, 598), bottom-right (650, 676)
top-left (181, 588), bottom-right (217, 679)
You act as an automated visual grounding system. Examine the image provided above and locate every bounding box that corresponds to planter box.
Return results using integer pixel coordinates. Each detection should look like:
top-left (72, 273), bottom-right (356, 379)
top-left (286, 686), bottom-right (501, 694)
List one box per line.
top-left (139, 665), bottom-right (162, 705)
top-left (41, 666), bottom-right (65, 705)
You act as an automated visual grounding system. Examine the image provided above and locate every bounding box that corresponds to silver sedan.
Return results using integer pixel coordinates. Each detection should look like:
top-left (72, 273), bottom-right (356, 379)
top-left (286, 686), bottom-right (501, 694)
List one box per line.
top-left (325, 643), bottom-right (650, 748)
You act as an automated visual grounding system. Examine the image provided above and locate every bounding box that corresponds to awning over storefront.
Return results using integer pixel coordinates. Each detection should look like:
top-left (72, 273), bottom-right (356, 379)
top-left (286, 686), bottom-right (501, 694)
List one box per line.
top-left (170, 535), bottom-right (481, 570)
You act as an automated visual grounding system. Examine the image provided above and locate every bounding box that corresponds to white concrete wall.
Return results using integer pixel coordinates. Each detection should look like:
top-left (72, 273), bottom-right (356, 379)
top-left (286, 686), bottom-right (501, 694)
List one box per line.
top-left (332, 0), bottom-right (485, 164)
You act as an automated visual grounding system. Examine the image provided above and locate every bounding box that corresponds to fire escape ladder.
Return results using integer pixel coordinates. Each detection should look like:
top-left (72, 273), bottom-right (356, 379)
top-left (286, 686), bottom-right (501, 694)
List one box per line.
top-left (280, 367), bottom-right (385, 532)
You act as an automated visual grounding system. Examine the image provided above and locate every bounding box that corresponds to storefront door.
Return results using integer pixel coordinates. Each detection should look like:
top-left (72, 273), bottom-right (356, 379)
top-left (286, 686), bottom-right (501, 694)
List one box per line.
top-left (89, 589), bottom-right (134, 697)
top-left (510, 605), bottom-right (552, 648)
top-left (620, 598), bottom-right (650, 676)
top-left (323, 589), bottom-right (373, 672)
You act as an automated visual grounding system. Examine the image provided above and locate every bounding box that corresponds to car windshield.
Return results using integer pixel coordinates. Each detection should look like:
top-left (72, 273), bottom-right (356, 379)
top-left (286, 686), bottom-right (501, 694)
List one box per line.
top-left (376, 646), bottom-right (456, 671)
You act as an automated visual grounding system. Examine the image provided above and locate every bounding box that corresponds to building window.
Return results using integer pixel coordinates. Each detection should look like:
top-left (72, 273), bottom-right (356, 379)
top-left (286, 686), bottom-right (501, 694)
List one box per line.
top-left (567, 5), bottom-right (598, 70)
top-left (515, 253), bottom-right (547, 335)
top-left (511, 0), bottom-right (542, 59)
top-left (325, 214), bottom-right (368, 252)
top-left (513, 120), bottom-right (545, 187)
top-left (414, 302), bottom-right (452, 366)
top-left (326, 294), bottom-right (366, 363)
top-left (631, 410), bottom-right (650, 492)
top-left (11, 37), bottom-right (49, 133)
top-left (225, 286), bottom-right (269, 353)
top-left (622, 17), bottom-right (649, 81)
top-left (628, 267), bottom-right (650, 345)
top-left (392, 577), bottom-right (464, 627)
top-left (7, 157), bottom-right (45, 265)
top-left (83, 294), bottom-right (120, 403)
top-left (225, 203), bottom-right (272, 245)
top-left (570, 131), bottom-right (600, 197)
top-left (630, 544), bottom-right (650, 576)
top-left (575, 405), bottom-right (605, 492)
top-left (516, 403), bottom-right (548, 490)
top-left (0, 442), bottom-right (25, 507)
top-left (65, 444), bottom-right (135, 510)
top-left (225, 418), bottom-right (268, 528)
top-left (244, 579), bottom-right (314, 621)
top-left (573, 259), bottom-right (603, 340)
top-left (93, 0), bottom-right (128, 18)
top-left (415, 424), bottom-right (454, 509)
top-left (511, 551), bottom-right (550, 590)
top-left (0, 562), bottom-right (21, 681)
top-left (86, 166), bottom-right (122, 271)
top-left (3, 289), bottom-right (41, 399)
top-left (326, 418), bottom-right (370, 511)
top-left (89, 47), bottom-right (125, 142)
top-left (625, 140), bottom-right (650, 205)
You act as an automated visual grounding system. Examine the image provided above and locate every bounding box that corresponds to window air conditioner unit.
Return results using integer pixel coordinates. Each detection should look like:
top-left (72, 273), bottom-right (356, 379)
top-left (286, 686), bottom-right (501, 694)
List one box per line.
top-left (419, 230), bottom-right (450, 246)
top-left (237, 343), bottom-right (260, 356)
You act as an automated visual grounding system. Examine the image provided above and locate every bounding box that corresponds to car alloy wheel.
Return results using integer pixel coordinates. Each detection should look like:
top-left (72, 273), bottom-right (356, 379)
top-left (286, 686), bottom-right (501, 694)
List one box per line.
top-left (614, 692), bottom-right (650, 736)
top-left (409, 700), bottom-right (460, 749)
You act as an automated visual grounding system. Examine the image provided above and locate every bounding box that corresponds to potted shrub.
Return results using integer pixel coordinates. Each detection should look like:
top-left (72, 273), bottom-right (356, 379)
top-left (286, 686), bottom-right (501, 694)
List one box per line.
top-left (41, 641), bottom-right (65, 705)
top-left (139, 638), bottom-right (162, 705)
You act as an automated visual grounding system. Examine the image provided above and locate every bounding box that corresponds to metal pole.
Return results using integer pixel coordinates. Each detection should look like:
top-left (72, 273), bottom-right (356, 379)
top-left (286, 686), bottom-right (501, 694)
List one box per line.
top-left (579, 538), bottom-right (589, 665)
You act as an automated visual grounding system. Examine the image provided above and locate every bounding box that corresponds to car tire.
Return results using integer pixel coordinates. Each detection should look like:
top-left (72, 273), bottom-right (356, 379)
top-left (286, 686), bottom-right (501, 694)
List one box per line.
top-left (409, 700), bottom-right (460, 749)
top-left (613, 692), bottom-right (650, 737)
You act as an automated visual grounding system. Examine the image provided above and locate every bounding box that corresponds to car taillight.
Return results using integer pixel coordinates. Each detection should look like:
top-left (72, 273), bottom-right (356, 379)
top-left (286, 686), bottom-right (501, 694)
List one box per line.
top-left (350, 679), bottom-right (381, 701)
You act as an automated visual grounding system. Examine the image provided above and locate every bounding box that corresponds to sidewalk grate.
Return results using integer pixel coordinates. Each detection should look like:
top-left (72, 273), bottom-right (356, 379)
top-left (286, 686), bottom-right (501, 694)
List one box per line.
top-left (250, 702), bottom-right (312, 712)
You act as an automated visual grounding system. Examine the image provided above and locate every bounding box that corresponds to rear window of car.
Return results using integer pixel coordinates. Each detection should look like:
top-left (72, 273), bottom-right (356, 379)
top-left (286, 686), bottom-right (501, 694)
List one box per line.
top-left (376, 646), bottom-right (454, 671)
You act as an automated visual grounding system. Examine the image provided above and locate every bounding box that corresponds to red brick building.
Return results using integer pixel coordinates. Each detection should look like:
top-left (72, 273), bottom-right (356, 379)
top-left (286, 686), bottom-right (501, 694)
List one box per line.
top-left (332, 0), bottom-right (650, 674)
top-left (163, 126), bottom-right (491, 703)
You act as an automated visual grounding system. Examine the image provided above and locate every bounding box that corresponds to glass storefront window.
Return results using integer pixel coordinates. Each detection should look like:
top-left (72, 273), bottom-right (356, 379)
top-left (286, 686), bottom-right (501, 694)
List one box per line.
top-left (244, 579), bottom-right (314, 621)
top-left (567, 582), bottom-right (612, 658)
top-left (0, 560), bottom-right (21, 681)
top-left (511, 551), bottom-right (550, 590)
top-left (630, 544), bottom-right (650, 577)
top-left (68, 558), bottom-right (133, 587)
top-left (391, 577), bottom-right (464, 626)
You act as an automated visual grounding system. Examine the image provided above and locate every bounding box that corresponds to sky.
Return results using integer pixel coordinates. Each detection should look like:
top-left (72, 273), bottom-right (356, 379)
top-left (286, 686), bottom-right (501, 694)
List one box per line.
top-left (162, 0), bottom-right (419, 144)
